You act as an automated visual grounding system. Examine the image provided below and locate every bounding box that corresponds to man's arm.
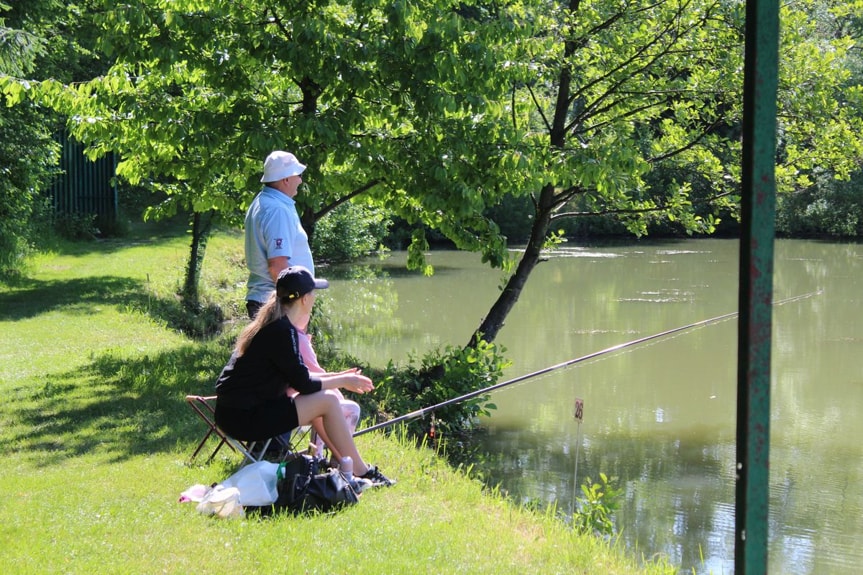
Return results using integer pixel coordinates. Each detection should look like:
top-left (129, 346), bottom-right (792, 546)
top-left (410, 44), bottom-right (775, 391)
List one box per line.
top-left (267, 256), bottom-right (289, 282)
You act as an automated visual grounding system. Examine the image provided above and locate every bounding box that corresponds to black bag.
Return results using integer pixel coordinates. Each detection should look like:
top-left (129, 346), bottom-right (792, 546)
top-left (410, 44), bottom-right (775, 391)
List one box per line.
top-left (273, 454), bottom-right (359, 514)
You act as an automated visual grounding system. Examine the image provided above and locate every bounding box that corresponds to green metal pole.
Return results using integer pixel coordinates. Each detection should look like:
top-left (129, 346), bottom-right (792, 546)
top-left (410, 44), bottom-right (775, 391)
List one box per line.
top-left (736, 0), bottom-right (779, 572)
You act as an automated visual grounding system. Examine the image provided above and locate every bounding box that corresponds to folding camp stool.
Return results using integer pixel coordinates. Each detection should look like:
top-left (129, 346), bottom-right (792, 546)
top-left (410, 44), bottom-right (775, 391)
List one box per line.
top-left (185, 395), bottom-right (314, 465)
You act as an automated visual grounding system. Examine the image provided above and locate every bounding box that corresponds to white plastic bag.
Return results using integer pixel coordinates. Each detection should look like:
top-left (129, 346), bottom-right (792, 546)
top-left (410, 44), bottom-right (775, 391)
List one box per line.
top-left (218, 460), bottom-right (280, 506)
top-left (195, 485), bottom-right (244, 519)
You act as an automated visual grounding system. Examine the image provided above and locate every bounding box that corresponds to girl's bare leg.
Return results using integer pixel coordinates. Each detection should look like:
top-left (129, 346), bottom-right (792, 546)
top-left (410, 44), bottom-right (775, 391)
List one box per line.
top-left (294, 392), bottom-right (369, 474)
top-left (311, 416), bottom-right (342, 461)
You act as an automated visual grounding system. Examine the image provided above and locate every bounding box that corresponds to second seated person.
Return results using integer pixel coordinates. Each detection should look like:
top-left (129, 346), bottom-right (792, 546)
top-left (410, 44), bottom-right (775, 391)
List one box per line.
top-left (215, 266), bottom-right (394, 487)
top-left (292, 286), bottom-right (362, 460)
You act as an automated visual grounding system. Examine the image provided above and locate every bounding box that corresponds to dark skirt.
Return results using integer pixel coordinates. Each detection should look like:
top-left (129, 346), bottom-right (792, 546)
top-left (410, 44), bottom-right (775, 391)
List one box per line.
top-left (214, 393), bottom-right (300, 441)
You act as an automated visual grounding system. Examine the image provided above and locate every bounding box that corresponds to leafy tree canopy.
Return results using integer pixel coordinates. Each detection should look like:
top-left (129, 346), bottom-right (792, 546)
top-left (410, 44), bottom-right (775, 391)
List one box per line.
top-left (2, 0), bottom-right (861, 342)
top-left (2, 0), bottom-right (521, 269)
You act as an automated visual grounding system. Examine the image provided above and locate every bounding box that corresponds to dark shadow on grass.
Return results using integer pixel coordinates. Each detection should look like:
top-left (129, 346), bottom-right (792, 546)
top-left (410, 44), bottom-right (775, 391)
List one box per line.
top-left (0, 275), bottom-right (225, 338)
top-left (0, 276), bottom-right (144, 321)
top-left (2, 342), bottom-right (232, 467)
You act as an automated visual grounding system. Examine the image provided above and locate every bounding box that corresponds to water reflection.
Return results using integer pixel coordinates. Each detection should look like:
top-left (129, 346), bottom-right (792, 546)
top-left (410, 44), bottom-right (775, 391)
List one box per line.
top-left (328, 239), bottom-right (863, 574)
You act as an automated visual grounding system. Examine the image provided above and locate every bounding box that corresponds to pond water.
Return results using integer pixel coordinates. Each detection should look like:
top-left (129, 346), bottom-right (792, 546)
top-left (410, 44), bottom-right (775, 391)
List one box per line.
top-left (323, 238), bottom-right (863, 574)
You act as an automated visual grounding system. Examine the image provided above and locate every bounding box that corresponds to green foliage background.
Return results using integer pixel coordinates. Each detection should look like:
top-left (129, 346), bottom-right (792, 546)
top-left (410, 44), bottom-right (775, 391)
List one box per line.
top-left (0, 102), bottom-right (57, 275)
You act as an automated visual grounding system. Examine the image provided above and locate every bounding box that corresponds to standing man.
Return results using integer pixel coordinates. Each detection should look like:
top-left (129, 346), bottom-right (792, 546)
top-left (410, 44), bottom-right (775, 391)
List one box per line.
top-left (244, 150), bottom-right (315, 319)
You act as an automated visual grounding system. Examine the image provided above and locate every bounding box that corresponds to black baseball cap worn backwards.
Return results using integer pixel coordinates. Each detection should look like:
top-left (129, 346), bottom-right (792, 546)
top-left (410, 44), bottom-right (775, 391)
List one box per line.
top-left (277, 266), bottom-right (329, 301)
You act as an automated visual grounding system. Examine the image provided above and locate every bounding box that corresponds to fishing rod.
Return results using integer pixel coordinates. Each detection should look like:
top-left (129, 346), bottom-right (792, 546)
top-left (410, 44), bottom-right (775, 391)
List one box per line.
top-left (353, 289), bottom-right (822, 437)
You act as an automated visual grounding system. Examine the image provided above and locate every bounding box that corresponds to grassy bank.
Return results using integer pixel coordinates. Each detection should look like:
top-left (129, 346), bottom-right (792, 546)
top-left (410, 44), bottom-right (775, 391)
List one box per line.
top-left (0, 226), bottom-right (674, 574)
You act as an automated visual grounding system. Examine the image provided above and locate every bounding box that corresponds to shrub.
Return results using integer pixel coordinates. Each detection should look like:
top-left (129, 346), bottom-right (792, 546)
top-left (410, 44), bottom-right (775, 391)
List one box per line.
top-left (54, 211), bottom-right (100, 240)
top-left (572, 473), bottom-right (623, 537)
top-left (312, 202), bottom-right (391, 263)
top-left (777, 170), bottom-right (863, 238)
top-left (0, 100), bottom-right (59, 277)
top-left (356, 338), bottom-right (510, 442)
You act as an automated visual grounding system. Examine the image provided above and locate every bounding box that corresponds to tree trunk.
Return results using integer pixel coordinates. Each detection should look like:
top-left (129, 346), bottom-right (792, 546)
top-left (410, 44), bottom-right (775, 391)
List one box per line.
top-left (301, 207), bottom-right (316, 244)
top-left (468, 184), bottom-right (555, 347)
top-left (468, 33), bottom-right (573, 348)
top-left (181, 210), bottom-right (214, 310)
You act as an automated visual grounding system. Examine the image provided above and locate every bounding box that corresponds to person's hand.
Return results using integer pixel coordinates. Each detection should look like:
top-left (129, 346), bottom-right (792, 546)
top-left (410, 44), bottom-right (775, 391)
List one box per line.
top-left (333, 367), bottom-right (361, 377)
top-left (344, 372), bottom-right (374, 394)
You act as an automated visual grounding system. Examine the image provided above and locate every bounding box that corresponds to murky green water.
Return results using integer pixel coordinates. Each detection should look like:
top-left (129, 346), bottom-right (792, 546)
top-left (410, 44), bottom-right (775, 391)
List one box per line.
top-left (324, 238), bottom-right (863, 574)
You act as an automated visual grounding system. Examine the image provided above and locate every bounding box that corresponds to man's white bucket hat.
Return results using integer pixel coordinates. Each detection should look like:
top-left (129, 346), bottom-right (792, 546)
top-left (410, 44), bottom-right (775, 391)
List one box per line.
top-left (261, 151), bottom-right (307, 183)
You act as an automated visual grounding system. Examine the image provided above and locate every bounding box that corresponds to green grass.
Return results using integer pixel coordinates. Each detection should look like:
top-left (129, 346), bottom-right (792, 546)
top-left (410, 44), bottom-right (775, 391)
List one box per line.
top-left (0, 226), bottom-right (675, 575)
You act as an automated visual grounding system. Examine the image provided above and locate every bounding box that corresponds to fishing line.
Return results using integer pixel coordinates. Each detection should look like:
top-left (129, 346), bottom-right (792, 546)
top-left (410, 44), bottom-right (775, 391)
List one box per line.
top-left (353, 289), bottom-right (822, 437)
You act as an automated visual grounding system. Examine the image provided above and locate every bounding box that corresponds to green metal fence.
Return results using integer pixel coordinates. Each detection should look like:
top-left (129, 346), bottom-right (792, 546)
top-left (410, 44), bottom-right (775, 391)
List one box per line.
top-left (50, 131), bottom-right (117, 224)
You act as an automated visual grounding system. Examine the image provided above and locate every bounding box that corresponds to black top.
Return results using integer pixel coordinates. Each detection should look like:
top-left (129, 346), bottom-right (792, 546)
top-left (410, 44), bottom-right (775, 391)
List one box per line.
top-left (215, 317), bottom-right (322, 409)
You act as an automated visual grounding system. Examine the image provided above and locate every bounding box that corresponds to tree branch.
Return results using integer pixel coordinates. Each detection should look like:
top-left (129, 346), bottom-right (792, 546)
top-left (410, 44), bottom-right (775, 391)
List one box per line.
top-left (550, 189), bottom-right (735, 221)
top-left (313, 178), bottom-right (382, 220)
top-left (527, 82), bottom-right (552, 133)
top-left (647, 118), bottom-right (723, 163)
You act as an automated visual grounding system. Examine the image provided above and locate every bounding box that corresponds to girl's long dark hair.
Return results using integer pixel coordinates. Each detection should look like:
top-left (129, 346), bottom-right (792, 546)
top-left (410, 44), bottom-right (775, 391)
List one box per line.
top-left (234, 292), bottom-right (297, 356)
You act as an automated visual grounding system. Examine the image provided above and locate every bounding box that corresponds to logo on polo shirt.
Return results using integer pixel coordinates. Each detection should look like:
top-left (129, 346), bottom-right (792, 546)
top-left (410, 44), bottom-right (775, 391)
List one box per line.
top-left (275, 238), bottom-right (283, 249)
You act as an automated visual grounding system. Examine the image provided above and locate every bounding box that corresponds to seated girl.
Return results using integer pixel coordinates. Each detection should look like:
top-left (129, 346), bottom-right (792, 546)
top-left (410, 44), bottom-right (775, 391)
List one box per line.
top-left (214, 266), bottom-right (393, 486)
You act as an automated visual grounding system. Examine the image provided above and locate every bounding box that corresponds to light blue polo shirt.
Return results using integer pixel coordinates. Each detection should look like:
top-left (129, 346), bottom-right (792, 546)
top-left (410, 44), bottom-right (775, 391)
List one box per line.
top-left (244, 186), bottom-right (314, 303)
